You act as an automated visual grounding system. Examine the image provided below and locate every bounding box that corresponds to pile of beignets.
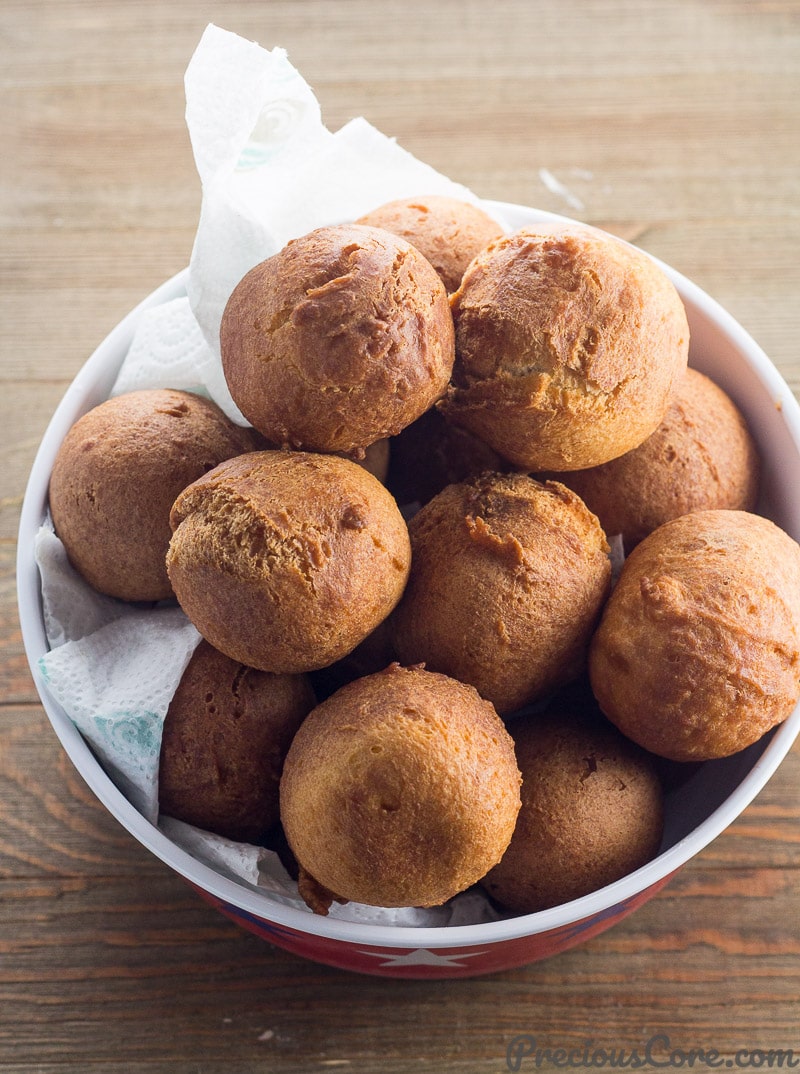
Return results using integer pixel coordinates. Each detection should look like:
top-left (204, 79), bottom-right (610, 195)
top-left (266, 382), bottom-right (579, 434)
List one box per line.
top-left (48, 195), bottom-right (800, 917)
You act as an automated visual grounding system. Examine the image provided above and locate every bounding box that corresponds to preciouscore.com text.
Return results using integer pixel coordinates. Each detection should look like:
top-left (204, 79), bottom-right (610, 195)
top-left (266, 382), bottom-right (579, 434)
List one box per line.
top-left (506, 1034), bottom-right (800, 1072)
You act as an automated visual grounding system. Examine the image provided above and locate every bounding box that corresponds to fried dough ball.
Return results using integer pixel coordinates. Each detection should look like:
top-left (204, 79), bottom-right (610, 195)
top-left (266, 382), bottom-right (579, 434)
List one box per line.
top-left (166, 451), bottom-right (411, 673)
top-left (220, 224), bottom-right (455, 455)
top-left (356, 194), bottom-right (504, 293)
top-left (441, 227), bottom-right (690, 471)
top-left (280, 664), bottom-right (521, 910)
top-left (390, 473), bottom-right (611, 713)
top-left (550, 368), bottom-right (760, 549)
top-left (159, 641), bottom-right (315, 842)
top-left (589, 510), bottom-right (800, 760)
top-left (482, 708), bottom-right (664, 913)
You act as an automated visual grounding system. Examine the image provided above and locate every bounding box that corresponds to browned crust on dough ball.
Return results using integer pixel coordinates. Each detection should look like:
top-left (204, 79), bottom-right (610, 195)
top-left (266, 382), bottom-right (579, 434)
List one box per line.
top-left (356, 195), bottom-right (504, 294)
top-left (158, 640), bottom-right (315, 842)
top-left (551, 368), bottom-right (760, 548)
top-left (220, 224), bottom-right (455, 454)
top-left (589, 509), bottom-right (800, 760)
top-left (166, 450), bottom-right (411, 673)
top-left (482, 709), bottom-right (664, 913)
top-left (390, 473), bottom-right (611, 713)
top-left (279, 664), bottom-right (521, 910)
top-left (441, 227), bottom-right (690, 471)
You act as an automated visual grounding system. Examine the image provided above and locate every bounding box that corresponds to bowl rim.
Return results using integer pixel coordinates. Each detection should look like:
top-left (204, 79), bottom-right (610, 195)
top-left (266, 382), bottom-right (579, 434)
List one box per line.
top-left (17, 200), bottom-right (800, 949)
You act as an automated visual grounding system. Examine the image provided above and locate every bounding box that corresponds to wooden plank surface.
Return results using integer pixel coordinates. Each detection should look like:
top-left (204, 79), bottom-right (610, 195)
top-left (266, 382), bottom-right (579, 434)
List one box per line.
top-left (2, 0), bottom-right (799, 1069)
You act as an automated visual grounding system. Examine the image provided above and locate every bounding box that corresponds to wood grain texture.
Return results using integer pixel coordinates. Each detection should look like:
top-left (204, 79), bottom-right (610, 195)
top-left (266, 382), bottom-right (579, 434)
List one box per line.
top-left (0, 865), bottom-right (798, 1070)
top-left (2, 0), bottom-right (799, 1069)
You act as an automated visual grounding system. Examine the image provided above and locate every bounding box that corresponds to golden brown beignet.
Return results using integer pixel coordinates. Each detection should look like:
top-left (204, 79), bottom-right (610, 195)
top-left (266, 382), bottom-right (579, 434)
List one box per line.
top-left (167, 450), bottom-right (411, 673)
top-left (589, 509), bottom-right (800, 760)
top-left (482, 707), bottom-right (664, 913)
top-left (159, 640), bottom-right (315, 842)
top-left (441, 227), bottom-right (690, 471)
top-left (280, 663), bottom-right (521, 911)
top-left (550, 368), bottom-right (760, 549)
top-left (220, 224), bottom-right (455, 455)
top-left (390, 473), bottom-right (611, 713)
top-left (356, 194), bottom-right (504, 293)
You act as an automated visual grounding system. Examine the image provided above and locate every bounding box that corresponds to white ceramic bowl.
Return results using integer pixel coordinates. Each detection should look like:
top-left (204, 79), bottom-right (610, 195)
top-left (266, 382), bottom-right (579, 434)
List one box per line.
top-left (17, 203), bottom-right (800, 978)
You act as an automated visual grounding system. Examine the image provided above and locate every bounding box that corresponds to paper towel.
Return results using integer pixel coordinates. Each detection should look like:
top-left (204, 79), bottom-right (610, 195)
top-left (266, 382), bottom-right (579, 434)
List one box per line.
top-left (36, 521), bottom-right (202, 823)
top-left (35, 524), bottom-right (124, 648)
top-left (110, 296), bottom-right (248, 426)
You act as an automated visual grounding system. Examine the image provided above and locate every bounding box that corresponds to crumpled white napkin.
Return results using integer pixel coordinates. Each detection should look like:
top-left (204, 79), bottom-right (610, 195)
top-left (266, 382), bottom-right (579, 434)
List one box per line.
top-left (35, 523), bottom-right (201, 824)
top-left (109, 296), bottom-right (248, 426)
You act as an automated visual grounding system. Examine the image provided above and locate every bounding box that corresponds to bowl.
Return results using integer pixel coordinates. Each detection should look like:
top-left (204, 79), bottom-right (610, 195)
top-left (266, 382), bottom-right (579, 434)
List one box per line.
top-left (17, 202), bottom-right (800, 978)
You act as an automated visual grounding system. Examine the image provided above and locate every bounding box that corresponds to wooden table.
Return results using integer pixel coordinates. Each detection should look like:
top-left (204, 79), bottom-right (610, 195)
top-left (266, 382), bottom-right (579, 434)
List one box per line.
top-left (2, 1), bottom-right (799, 1069)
